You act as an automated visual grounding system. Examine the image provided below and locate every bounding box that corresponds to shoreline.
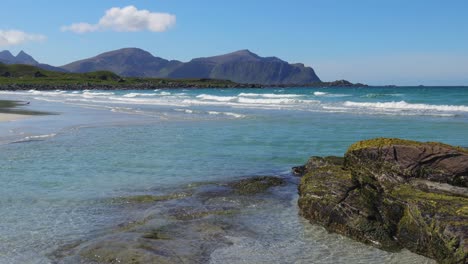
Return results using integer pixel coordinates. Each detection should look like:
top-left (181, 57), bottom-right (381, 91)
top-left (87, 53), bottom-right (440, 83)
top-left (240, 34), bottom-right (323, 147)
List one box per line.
top-left (0, 100), bottom-right (51, 120)
top-left (0, 80), bottom-right (366, 91)
top-left (0, 112), bottom-right (30, 122)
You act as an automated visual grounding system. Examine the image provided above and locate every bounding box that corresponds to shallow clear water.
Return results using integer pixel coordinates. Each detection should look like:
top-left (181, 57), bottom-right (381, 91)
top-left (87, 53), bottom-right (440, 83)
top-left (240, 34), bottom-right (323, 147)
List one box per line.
top-left (1, 86), bottom-right (467, 263)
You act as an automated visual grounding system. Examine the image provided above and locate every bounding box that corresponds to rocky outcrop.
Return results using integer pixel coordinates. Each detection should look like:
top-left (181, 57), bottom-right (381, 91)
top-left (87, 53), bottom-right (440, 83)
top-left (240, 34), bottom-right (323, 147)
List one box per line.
top-left (297, 138), bottom-right (468, 264)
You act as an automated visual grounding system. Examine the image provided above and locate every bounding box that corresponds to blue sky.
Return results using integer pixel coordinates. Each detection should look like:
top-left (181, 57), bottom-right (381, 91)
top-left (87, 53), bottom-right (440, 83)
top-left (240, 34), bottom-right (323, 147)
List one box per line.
top-left (1, 0), bottom-right (468, 85)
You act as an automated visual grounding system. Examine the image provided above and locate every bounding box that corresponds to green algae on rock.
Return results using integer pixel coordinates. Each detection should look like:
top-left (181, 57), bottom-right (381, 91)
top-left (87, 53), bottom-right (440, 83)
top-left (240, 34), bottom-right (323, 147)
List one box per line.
top-left (51, 176), bottom-right (286, 263)
top-left (111, 192), bottom-right (192, 204)
top-left (346, 137), bottom-right (468, 187)
top-left (229, 176), bottom-right (285, 195)
top-left (297, 138), bottom-right (468, 264)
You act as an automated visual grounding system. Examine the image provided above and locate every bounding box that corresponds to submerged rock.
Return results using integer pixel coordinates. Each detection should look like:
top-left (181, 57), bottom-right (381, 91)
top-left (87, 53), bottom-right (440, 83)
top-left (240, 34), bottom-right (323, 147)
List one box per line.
top-left (51, 176), bottom-right (286, 263)
top-left (230, 176), bottom-right (285, 195)
top-left (111, 192), bottom-right (192, 204)
top-left (297, 138), bottom-right (468, 264)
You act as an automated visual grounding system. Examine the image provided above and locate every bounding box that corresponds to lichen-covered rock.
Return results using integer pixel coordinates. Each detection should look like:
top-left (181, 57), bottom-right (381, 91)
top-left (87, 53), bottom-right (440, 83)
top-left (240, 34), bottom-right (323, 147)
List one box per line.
top-left (293, 156), bottom-right (344, 176)
top-left (297, 138), bottom-right (468, 264)
top-left (298, 163), bottom-right (402, 251)
top-left (346, 138), bottom-right (468, 187)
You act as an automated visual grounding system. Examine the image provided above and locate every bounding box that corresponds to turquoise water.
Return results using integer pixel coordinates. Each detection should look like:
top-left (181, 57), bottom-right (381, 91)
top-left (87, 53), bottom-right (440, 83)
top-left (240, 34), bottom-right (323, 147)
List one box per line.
top-left (1, 87), bottom-right (467, 263)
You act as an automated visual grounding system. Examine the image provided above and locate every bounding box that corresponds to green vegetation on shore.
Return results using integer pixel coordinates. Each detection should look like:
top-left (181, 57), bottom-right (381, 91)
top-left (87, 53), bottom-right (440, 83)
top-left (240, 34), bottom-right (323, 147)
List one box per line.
top-left (0, 63), bottom-right (258, 89)
top-left (0, 63), bottom-right (364, 90)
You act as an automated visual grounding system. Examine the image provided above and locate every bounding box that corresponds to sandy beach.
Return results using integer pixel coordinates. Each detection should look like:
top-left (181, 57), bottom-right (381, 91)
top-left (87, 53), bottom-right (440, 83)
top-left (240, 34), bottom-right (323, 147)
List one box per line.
top-left (0, 113), bottom-right (30, 122)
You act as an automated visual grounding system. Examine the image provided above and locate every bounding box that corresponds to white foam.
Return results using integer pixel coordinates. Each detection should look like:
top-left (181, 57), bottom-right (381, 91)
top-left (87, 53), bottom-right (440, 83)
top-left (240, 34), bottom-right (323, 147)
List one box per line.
top-left (313, 91), bottom-right (327, 96)
top-left (237, 97), bottom-right (299, 104)
top-left (207, 111), bottom-right (245, 118)
top-left (237, 97), bottom-right (319, 105)
top-left (343, 101), bottom-right (468, 112)
top-left (28, 90), bottom-right (66, 96)
top-left (14, 133), bottom-right (58, 143)
top-left (196, 94), bottom-right (237, 102)
top-left (122, 93), bottom-right (157, 98)
top-left (82, 91), bottom-right (114, 96)
top-left (362, 93), bottom-right (403, 98)
top-left (238, 93), bottom-right (302, 98)
top-left (175, 108), bottom-right (194, 114)
top-left (24, 133), bottom-right (56, 140)
top-left (313, 91), bottom-right (350, 97)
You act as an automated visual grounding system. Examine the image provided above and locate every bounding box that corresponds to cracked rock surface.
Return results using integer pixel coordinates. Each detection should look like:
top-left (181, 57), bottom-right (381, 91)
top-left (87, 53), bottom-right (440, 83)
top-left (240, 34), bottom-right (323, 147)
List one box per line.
top-left (297, 138), bottom-right (468, 264)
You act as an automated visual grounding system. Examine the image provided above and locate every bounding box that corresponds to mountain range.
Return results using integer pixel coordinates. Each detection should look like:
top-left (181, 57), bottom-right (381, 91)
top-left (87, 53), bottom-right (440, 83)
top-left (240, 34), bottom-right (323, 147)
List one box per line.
top-left (0, 48), bottom-right (321, 85)
top-left (0, 50), bottom-right (66, 73)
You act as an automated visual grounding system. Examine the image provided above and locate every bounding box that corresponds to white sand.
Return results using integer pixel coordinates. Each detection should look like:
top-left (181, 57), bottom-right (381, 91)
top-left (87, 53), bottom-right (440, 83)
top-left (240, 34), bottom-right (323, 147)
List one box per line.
top-left (0, 113), bottom-right (30, 122)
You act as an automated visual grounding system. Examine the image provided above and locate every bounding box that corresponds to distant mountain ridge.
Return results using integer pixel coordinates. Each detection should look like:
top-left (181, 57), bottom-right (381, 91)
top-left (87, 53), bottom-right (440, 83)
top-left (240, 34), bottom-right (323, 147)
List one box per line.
top-left (62, 48), bottom-right (321, 84)
top-left (1, 48), bottom-right (321, 84)
top-left (0, 50), bottom-right (66, 72)
top-left (60, 48), bottom-right (182, 78)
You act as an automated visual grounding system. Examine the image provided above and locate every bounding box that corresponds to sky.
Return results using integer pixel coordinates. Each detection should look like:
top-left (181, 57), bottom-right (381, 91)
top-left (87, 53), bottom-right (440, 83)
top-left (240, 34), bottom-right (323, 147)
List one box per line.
top-left (1, 0), bottom-right (468, 85)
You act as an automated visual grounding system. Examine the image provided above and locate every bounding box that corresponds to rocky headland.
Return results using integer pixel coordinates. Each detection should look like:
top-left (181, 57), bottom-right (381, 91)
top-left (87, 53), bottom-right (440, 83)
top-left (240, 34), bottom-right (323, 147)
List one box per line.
top-left (296, 138), bottom-right (468, 263)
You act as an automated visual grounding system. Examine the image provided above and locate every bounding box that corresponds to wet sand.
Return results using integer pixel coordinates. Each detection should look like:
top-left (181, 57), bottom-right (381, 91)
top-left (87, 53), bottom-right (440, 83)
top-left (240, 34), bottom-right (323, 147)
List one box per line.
top-left (0, 113), bottom-right (30, 122)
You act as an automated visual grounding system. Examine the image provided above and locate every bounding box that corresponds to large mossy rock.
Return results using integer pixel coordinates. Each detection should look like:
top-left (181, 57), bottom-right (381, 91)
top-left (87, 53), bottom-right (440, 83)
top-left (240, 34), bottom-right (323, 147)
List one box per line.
top-left (346, 138), bottom-right (468, 187)
top-left (298, 138), bottom-right (468, 264)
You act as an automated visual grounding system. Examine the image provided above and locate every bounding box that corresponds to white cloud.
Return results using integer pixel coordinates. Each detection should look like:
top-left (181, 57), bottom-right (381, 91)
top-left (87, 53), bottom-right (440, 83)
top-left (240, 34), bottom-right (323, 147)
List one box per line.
top-left (60, 23), bottom-right (99, 34)
top-left (0, 30), bottom-right (46, 47)
top-left (61, 5), bottom-right (176, 34)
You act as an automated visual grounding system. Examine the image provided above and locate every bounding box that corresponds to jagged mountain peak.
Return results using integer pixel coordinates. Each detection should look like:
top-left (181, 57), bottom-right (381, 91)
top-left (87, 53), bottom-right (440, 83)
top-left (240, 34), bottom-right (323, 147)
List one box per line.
top-left (16, 50), bottom-right (38, 65)
top-left (0, 50), bottom-right (16, 62)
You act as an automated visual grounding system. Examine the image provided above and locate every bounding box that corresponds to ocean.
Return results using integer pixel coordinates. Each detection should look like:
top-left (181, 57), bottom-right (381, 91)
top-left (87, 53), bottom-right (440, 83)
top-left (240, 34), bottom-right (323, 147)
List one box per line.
top-left (1, 86), bottom-right (467, 263)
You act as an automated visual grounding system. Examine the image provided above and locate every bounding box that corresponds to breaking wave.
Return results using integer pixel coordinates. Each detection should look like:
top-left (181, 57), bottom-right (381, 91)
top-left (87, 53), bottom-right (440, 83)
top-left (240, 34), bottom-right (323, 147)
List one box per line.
top-left (343, 101), bottom-right (468, 112)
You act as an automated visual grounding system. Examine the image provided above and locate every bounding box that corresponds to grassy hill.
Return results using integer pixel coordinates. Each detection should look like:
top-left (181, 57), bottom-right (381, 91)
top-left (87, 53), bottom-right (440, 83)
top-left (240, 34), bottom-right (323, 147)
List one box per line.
top-left (0, 63), bottom-right (246, 89)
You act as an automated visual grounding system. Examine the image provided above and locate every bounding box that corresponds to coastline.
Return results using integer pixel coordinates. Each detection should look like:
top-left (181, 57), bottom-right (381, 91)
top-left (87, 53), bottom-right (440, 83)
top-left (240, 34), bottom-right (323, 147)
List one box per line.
top-left (0, 79), bottom-right (366, 91)
top-left (0, 87), bottom-right (465, 263)
top-left (0, 100), bottom-right (50, 121)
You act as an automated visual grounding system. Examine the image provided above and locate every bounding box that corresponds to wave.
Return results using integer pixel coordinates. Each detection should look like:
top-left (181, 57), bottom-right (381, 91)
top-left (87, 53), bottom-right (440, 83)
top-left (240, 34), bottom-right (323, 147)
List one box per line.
top-left (207, 111), bottom-right (245, 118)
top-left (237, 97), bottom-right (306, 104)
top-left (174, 108), bottom-right (245, 118)
top-left (123, 93), bottom-right (158, 98)
top-left (238, 93), bottom-right (302, 98)
top-left (11, 133), bottom-right (57, 144)
top-left (314, 91), bottom-right (351, 97)
top-left (175, 108), bottom-right (194, 114)
top-left (313, 91), bottom-right (327, 96)
top-left (362, 93), bottom-right (403, 98)
top-left (343, 101), bottom-right (468, 112)
top-left (28, 90), bottom-right (66, 96)
top-left (24, 133), bottom-right (57, 140)
top-left (196, 94), bottom-right (237, 102)
top-left (82, 91), bottom-right (115, 96)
